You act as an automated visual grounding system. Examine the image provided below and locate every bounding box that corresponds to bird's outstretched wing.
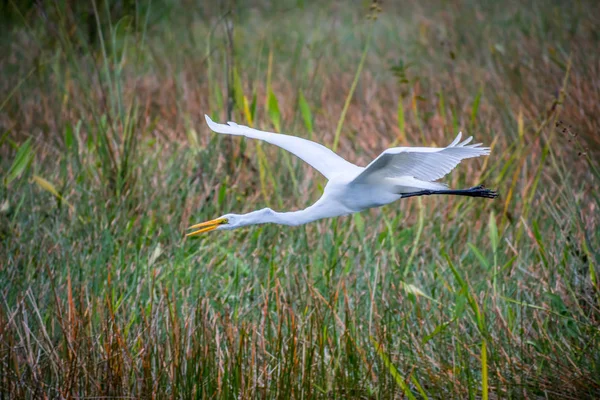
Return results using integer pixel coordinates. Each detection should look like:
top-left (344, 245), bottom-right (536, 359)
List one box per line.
top-left (351, 132), bottom-right (490, 184)
top-left (205, 115), bottom-right (359, 179)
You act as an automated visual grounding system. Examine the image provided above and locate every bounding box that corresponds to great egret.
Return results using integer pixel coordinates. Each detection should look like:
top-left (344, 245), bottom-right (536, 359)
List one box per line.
top-left (187, 115), bottom-right (497, 235)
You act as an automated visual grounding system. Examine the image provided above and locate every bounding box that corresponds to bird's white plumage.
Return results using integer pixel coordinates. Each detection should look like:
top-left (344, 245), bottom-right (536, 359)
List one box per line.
top-left (351, 133), bottom-right (490, 184)
top-left (188, 115), bottom-right (496, 234)
top-left (204, 115), bottom-right (360, 179)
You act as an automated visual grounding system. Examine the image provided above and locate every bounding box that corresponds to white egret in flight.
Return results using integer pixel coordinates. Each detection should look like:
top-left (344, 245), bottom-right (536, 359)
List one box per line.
top-left (187, 115), bottom-right (497, 235)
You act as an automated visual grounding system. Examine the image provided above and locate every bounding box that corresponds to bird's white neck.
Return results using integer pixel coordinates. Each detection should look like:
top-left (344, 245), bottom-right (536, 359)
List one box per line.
top-left (238, 201), bottom-right (346, 228)
top-left (239, 208), bottom-right (318, 227)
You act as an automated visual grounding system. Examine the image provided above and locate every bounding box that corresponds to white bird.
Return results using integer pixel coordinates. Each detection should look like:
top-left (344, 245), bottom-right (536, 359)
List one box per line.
top-left (187, 115), bottom-right (497, 235)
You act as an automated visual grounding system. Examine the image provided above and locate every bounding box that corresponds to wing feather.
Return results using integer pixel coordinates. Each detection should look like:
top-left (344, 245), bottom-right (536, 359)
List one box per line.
top-left (205, 115), bottom-right (358, 179)
top-left (352, 132), bottom-right (490, 184)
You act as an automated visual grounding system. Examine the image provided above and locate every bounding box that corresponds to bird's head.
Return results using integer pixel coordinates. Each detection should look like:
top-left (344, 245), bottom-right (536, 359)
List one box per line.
top-left (186, 208), bottom-right (277, 236)
top-left (186, 213), bottom-right (241, 236)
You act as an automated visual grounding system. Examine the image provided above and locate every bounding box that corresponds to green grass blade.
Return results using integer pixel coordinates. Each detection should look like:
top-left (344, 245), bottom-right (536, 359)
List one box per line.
top-left (481, 339), bottom-right (489, 400)
top-left (371, 337), bottom-right (417, 400)
top-left (467, 243), bottom-right (490, 270)
top-left (298, 89), bottom-right (313, 135)
top-left (5, 139), bottom-right (34, 186)
top-left (267, 89), bottom-right (281, 132)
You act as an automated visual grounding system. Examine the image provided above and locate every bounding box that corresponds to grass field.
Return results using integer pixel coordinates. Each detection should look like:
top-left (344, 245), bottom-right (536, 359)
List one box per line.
top-left (1, 0), bottom-right (599, 398)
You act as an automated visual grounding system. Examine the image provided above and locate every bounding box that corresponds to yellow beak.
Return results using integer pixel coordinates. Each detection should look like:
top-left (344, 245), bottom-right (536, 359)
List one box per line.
top-left (186, 217), bottom-right (228, 236)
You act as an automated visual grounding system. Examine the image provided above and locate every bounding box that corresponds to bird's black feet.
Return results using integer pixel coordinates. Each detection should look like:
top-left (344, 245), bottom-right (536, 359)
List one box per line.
top-left (466, 185), bottom-right (499, 199)
top-left (401, 185), bottom-right (499, 199)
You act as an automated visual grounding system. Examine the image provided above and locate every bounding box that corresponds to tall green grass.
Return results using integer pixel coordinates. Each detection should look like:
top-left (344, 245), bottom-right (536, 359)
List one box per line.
top-left (1, 0), bottom-right (599, 398)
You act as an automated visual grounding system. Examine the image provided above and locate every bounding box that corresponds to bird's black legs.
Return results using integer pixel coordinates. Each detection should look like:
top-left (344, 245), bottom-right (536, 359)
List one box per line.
top-left (401, 185), bottom-right (498, 199)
